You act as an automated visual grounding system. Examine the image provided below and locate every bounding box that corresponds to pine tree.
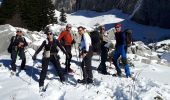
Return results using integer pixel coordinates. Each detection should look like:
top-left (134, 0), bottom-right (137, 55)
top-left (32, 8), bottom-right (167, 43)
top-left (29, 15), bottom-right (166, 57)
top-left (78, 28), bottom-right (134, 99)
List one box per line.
top-left (0, 0), bottom-right (17, 24)
top-left (18, 0), bottom-right (57, 31)
top-left (60, 8), bottom-right (67, 23)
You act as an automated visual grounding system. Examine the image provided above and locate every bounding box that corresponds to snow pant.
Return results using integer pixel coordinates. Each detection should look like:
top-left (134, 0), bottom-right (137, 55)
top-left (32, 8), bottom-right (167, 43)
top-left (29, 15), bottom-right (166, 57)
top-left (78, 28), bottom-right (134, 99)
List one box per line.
top-left (81, 46), bottom-right (93, 80)
top-left (112, 45), bottom-right (131, 77)
top-left (39, 55), bottom-right (64, 87)
top-left (98, 45), bottom-right (108, 73)
top-left (11, 48), bottom-right (26, 71)
top-left (64, 45), bottom-right (72, 69)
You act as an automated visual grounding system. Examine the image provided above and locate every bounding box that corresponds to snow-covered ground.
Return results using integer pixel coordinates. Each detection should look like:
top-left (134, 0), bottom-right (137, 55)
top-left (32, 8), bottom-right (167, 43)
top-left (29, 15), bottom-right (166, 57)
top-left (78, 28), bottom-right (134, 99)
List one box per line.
top-left (0, 9), bottom-right (170, 100)
top-left (0, 47), bottom-right (170, 100)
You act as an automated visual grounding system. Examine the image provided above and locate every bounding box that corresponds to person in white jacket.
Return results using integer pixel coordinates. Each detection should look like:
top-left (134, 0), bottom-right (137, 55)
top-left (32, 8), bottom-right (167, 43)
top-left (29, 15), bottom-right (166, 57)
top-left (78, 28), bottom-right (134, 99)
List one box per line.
top-left (77, 26), bottom-right (93, 84)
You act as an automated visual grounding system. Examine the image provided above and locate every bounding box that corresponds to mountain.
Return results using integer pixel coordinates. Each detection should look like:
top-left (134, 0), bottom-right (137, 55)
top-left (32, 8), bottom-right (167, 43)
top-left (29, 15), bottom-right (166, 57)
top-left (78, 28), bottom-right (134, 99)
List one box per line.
top-left (53, 0), bottom-right (170, 29)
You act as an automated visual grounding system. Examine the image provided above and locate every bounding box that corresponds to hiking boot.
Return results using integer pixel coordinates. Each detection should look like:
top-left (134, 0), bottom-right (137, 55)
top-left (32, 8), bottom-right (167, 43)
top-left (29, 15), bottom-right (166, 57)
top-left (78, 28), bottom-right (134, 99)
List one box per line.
top-left (65, 67), bottom-right (74, 73)
top-left (20, 68), bottom-right (26, 70)
top-left (87, 78), bottom-right (93, 84)
top-left (101, 71), bottom-right (110, 75)
top-left (39, 86), bottom-right (45, 92)
top-left (10, 70), bottom-right (16, 76)
top-left (59, 76), bottom-right (65, 82)
top-left (112, 73), bottom-right (122, 77)
top-left (77, 79), bottom-right (86, 84)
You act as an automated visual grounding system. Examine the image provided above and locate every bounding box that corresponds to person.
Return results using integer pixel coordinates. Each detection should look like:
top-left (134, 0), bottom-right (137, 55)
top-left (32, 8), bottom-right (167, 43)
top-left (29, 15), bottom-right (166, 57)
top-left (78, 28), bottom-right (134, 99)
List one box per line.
top-left (77, 26), bottom-right (93, 84)
top-left (32, 31), bottom-right (69, 92)
top-left (58, 24), bottom-right (75, 73)
top-left (89, 29), bottom-right (101, 54)
top-left (112, 23), bottom-right (131, 78)
top-left (97, 25), bottom-right (109, 75)
top-left (10, 29), bottom-right (28, 75)
top-left (124, 29), bottom-right (133, 53)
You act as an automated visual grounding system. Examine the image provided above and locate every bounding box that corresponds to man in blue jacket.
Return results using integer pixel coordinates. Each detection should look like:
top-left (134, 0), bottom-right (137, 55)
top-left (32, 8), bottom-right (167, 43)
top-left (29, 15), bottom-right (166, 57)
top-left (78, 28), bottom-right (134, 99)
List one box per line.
top-left (112, 23), bottom-right (131, 78)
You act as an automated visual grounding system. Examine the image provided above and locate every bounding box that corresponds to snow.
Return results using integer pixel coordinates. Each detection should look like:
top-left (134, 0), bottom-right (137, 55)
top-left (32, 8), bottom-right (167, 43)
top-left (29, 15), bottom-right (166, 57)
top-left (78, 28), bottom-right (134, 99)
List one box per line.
top-left (0, 9), bottom-right (170, 100)
top-left (1, 47), bottom-right (170, 100)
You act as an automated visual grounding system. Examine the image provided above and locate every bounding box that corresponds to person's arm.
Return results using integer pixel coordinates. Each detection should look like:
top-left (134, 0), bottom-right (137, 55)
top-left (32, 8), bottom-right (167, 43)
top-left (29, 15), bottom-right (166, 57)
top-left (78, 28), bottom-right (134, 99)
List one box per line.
top-left (56, 39), bottom-right (67, 54)
top-left (34, 40), bottom-right (46, 55)
top-left (32, 40), bottom-right (46, 60)
top-left (23, 38), bottom-right (28, 47)
top-left (83, 34), bottom-right (91, 53)
top-left (58, 31), bottom-right (65, 41)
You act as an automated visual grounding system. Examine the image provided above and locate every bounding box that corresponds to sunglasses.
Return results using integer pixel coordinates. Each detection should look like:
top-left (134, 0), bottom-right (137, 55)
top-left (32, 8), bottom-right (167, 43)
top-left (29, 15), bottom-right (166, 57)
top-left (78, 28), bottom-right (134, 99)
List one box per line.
top-left (17, 31), bottom-right (22, 33)
top-left (100, 28), bottom-right (105, 30)
top-left (78, 29), bottom-right (83, 32)
top-left (115, 27), bottom-right (120, 28)
top-left (47, 33), bottom-right (53, 36)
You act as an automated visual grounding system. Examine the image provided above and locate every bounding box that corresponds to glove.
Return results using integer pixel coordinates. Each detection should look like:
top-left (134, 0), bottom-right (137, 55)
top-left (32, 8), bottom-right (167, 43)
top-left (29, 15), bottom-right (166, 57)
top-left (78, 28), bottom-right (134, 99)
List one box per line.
top-left (32, 54), bottom-right (37, 60)
top-left (71, 39), bottom-right (76, 44)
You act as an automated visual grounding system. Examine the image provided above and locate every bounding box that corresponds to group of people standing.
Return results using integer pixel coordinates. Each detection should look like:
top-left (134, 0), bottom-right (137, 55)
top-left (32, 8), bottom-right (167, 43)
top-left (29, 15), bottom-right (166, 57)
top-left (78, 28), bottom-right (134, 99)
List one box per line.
top-left (8, 23), bottom-right (132, 92)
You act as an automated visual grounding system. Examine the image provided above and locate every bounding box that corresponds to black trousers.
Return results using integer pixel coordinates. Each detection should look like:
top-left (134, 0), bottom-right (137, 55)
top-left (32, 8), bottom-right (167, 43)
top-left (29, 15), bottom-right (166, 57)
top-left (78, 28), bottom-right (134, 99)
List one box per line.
top-left (81, 46), bottom-right (93, 80)
top-left (98, 45), bottom-right (108, 73)
top-left (64, 45), bottom-right (72, 69)
top-left (11, 48), bottom-right (26, 71)
top-left (39, 55), bottom-right (64, 87)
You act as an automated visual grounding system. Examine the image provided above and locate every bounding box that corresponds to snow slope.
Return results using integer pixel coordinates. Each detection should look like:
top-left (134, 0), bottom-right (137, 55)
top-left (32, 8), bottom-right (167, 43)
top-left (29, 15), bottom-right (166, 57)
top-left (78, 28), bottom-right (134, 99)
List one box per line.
top-left (65, 9), bottom-right (170, 42)
top-left (0, 48), bottom-right (170, 100)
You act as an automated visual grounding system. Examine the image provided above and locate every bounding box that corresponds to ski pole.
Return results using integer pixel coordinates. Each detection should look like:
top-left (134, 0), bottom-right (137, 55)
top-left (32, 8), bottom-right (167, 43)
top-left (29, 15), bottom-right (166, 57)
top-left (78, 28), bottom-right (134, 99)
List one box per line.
top-left (74, 43), bottom-right (78, 62)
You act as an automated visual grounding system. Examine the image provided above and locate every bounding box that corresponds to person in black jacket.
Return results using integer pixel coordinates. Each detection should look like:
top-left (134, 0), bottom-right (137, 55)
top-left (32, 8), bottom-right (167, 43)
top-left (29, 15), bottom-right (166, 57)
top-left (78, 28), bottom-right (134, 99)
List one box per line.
top-left (10, 29), bottom-right (28, 75)
top-left (32, 31), bottom-right (69, 91)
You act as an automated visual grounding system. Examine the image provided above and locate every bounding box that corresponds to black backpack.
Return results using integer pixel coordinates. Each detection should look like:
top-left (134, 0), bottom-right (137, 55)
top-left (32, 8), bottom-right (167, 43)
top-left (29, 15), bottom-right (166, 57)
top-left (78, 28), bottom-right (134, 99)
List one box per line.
top-left (7, 36), bottom-right (16, 53)
top-left (89, 31), bottom-right (101, 53)
top-left (124, 29), bottom-right (133, 47)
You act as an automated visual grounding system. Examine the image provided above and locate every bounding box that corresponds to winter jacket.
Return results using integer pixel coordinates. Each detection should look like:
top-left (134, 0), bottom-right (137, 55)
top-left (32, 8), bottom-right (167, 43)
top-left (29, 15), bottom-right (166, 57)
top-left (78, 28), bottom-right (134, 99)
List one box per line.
top-left (58, 30), bottom-right (73, 45)
top-left (34, 39), bottom-right (67, 56)
top-left (115, 31), bottom-right (126, 48)
top-left (80, 32), bottom-right (92, 52)
top-left (11, 35), bottom-right (28, 49)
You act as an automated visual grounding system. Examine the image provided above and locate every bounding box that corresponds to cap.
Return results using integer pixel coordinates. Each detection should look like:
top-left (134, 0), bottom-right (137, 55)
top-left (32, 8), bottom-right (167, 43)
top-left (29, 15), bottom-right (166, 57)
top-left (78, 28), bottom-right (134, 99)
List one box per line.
top-left (114, 23), bottom-right (122, 28)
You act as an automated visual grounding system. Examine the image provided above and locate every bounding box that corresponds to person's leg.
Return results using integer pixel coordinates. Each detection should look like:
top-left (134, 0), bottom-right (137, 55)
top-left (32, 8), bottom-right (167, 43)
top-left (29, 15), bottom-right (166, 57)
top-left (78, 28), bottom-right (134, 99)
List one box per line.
top-left (39, 58), bottom-right (49, 87)
top-left (101, 46), bottom-right (108, 74)
top-left (64, 45), bottom-right (73, 72)
top-left (19, 49), bottom-right (26, 70)
top-left (112, 48), bottom-right (121, 75)
top-left (84, 48), bottom-right (93, 82)
top-left (11, 50), bottom-right (18, 72)
top-left (120, 45), bottom-right (131, 77)
top-left (78, 46), bottom-right (93, 84)
top-left (50, 55), bottom-right (65, 82)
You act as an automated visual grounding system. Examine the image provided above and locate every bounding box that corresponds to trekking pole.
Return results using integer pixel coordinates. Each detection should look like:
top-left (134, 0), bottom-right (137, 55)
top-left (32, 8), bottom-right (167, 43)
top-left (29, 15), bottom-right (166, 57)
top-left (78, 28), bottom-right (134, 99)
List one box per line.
top-left (74, 43), bottom-right (78, 62)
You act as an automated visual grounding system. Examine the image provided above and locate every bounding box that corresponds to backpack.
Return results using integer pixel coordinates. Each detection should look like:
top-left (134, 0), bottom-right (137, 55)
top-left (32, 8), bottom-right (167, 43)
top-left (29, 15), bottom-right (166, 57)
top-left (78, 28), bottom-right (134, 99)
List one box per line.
top-left (89, 31), bottom-right (101, 53)
top-left (124, 29), bottom-right (133, 47)
top-left (7, 36), bottom-right (16, 53)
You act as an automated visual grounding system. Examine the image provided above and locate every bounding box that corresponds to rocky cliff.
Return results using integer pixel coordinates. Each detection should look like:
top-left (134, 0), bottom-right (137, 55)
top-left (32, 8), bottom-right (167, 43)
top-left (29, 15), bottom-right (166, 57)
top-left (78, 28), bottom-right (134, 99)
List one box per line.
top-left (53, 0), bottom-right (170, 29)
